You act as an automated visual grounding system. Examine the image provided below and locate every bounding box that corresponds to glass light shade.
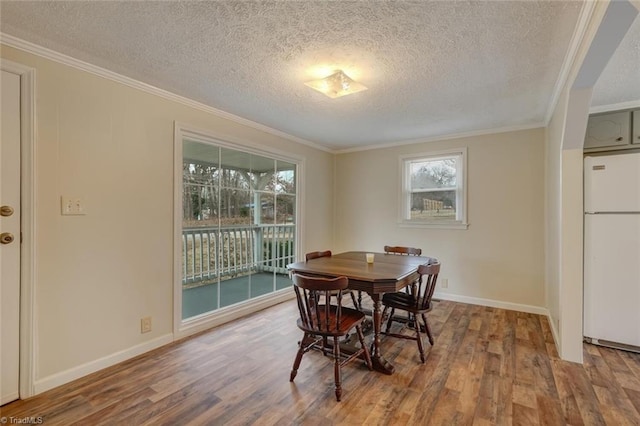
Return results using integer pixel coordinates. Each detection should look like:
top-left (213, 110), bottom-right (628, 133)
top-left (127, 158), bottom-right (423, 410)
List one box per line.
top-left (304, 70), bottom-right (367, 99)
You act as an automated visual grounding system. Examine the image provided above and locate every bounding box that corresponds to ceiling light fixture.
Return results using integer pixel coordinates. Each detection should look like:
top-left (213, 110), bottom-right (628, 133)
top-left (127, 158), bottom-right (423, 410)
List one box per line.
top-left (304, 70), bottom-right (367, 99)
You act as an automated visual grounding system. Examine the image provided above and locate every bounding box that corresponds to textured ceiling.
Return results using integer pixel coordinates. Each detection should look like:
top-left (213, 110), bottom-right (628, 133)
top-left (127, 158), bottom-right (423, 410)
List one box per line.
top-left (0, 1), bottom-right (624, 151)
top-left (592, 12), bottom-right (640, 108)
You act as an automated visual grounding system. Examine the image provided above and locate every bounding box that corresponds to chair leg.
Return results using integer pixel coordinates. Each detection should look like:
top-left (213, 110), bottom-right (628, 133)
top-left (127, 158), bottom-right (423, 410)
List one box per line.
top-left (422, 313), bottom-right (434, 345)
top-left (385, 307), bottom-right (395, 333)
top-left (349, 291), bottom-right (359, 311)
top-left (415, 316), bottom-right (426, 364)
top-left (381, 305), bottom-right (389, 327)
top-left (407, 284), bottom-right (416, 327)
top-left (290, 333), bottom-right (307, 381)
top-left (407, 312), bottom-right (414, 329)
top-left (333, 336), bottom-right (342, 402)
top-left (356, 325), bottom-right (373, 370)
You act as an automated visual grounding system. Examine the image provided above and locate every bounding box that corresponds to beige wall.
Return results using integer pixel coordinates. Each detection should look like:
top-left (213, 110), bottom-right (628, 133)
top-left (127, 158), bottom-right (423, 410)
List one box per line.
top-left (5, 0), bottom-right (633, 390)
top-left (1, 45), bottom-right (334, 385)
top-left (334, 129), bottom-right (546, 309)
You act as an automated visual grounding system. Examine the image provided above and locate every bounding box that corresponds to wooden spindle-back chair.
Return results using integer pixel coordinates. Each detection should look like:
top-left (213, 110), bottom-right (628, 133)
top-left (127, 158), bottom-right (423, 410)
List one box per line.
top-left (384, 245), bottom-right (422, 256)
top-left (381, 262), bottom-right (440, 363)
top-left (305, 250), bottom-right (362, 310)
top-left (289, 274), bottom-right (372, 401)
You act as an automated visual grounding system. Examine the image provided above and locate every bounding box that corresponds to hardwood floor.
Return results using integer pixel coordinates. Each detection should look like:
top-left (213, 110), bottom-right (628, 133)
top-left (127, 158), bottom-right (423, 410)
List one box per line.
top-left (2, 299), bottom-right (639, 425)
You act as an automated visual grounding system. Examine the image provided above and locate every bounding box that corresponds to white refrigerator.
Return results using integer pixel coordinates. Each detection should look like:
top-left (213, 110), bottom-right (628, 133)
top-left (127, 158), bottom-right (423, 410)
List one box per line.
top-left (584, 152), bottom-right (640, 350)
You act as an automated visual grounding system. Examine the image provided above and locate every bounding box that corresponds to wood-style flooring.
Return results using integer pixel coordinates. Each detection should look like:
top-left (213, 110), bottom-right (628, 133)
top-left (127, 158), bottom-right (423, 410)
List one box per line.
top-left (2, 299), bottom-right (639, 425)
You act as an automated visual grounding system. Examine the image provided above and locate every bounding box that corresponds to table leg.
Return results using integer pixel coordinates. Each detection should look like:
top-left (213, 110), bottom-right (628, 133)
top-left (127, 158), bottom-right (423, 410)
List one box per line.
top-left (370, 294), bottom-right (395, 375)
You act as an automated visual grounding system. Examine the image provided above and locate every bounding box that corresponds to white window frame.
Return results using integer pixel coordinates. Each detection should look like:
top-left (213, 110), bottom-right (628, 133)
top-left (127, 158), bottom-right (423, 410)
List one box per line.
top-left (173, 122), bottom-right (303, 339)
top-left (398, 147), bottom-right (468, 229)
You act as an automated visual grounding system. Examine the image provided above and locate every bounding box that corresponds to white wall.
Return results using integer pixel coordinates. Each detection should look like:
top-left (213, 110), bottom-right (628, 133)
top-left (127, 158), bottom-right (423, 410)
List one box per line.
top-left (544, 0), bottom-right (639, 363)
top-left (1, 45), bottom-right (334, 390)
top-left (545, 87), bottom-right (590, 363)
top-left (545, 89), bottom-right (566, 347)
top-left (334, 129), bottom-right (546, 311)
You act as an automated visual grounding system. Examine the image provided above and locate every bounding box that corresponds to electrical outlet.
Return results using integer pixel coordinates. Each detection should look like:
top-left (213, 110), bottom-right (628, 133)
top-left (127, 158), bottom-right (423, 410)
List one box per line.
top-left (141, 317), bottom-right (152, 333)
top-left (440, 278), bottom-right (449, 288)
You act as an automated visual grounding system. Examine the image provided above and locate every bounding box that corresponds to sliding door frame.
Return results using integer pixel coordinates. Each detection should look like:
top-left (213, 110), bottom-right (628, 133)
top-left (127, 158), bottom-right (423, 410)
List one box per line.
top-left (173, 122), bottom-right (303, 339)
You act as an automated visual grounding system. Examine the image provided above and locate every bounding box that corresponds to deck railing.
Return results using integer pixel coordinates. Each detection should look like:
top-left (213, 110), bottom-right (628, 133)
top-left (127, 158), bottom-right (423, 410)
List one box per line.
top-left (182, 224), bottom-right (295, 285)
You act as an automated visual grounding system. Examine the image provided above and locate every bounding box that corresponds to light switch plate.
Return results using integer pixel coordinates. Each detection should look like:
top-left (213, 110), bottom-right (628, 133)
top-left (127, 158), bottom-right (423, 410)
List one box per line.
top-left (61, 196), bottom-right (87, 215)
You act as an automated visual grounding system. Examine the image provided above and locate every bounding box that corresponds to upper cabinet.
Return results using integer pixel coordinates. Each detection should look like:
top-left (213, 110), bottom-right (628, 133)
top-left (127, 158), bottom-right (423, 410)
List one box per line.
top-left (633, 110), bottom-right (640, 145)
top-left (584, 111), bottom-right (631, 149)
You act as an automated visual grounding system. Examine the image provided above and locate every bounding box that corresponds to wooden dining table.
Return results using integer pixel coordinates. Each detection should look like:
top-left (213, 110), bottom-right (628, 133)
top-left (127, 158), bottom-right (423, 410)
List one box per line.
top-left (287, 251), bottom-right (436, 375)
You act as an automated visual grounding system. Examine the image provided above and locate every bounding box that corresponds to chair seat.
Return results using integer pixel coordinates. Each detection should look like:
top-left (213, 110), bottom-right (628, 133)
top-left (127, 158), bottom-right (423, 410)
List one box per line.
top-left (382, 292), bottom-right (432, 314)
top-left (296, 305), bottom-right (366, 337)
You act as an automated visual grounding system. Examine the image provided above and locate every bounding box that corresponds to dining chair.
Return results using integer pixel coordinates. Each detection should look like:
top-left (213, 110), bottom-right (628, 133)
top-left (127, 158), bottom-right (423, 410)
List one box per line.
top-left (289, 274), bottom-right (373, 401)
top-left (305, 250), bottom-right (333, 261)
top-left (381, 262), bottom-right (440, 363)
top-left (384, 245), bottom-right (422, 256)
top-left (384, 245), bottom-right (423, 302)
top-left (305, 250), bottom-right (361, 310)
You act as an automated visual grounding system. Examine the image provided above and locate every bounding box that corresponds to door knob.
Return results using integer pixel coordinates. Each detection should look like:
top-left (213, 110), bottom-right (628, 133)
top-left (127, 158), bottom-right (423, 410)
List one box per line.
top-left (1, 232), bottom-right (15, 244)
top-left (0, 206), bottom-right (14, 217)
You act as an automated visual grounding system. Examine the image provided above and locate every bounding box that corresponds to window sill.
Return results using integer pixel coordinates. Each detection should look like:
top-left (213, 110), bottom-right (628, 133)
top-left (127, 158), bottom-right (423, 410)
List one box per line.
top-left (398, 221), bottom-right (469, 230)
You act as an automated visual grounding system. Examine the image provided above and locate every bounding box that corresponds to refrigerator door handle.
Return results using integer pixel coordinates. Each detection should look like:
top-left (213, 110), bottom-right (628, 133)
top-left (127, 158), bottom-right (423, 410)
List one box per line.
top-left (585, 211), bottom-right (640, 215)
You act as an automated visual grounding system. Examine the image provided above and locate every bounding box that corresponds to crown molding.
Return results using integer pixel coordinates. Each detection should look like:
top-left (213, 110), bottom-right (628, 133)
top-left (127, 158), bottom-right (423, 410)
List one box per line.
top-left (0, 33), bottom-right (332, 154)
top-left (544, 0), bottom-right (600, 125)
top-left (590, 100), bottom-right (640, 114)
top-left (1, 32), bottom-right (572, 156)
top-left (335, 122), bottom-right (545, 154)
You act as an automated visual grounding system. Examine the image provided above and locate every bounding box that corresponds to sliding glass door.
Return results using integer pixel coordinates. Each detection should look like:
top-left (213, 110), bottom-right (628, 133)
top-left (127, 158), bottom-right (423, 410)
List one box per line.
top-left (180, 138), bottom-right (297, 320)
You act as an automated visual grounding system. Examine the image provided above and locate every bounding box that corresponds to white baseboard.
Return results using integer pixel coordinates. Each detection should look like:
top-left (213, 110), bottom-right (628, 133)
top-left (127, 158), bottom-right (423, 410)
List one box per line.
top-left (434, 292), bottom-right (563, 360)
top-left (33, 334), bottom-right (173, 395)
top-left (1, 391), bottom-right (20, 406)
top-left (547, 313), bottom-right (561, 353)
top-left (32, 290), bottom-right (295, 396)
top-left (32, 291), bottom-right (550, 395)
top-left (433, 291), bottom-right (549, 316)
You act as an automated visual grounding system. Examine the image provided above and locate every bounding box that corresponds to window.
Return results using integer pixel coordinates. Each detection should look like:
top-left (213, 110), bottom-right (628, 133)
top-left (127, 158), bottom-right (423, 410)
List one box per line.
top-left (176, 129), bottom-right (299, 323)
top-left (399, 148), bottom-right (467, 229)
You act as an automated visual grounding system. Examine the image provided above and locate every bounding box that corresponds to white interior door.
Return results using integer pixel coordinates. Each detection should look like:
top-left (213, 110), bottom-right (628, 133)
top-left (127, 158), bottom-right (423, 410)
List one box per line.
top-left (1, 69), bottom-right (22, 404)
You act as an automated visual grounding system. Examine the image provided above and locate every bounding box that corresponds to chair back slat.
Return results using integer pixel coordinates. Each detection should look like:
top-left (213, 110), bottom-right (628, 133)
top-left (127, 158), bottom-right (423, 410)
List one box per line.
top-left (415, 262), bottom-right (440, 310)
top-left (292, 274), bottom-right (348, 333)
top-left (384, 245), bottom-right (422, 256)
top-left (305, 250), bottom-right (332, 261)
top-left (293, 286), bottom-right (307, 324)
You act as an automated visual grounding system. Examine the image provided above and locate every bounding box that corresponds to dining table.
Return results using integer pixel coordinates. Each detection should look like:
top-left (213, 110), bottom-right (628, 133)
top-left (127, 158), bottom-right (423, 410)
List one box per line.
top-left (287, 251), bottom-right (436, 375)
